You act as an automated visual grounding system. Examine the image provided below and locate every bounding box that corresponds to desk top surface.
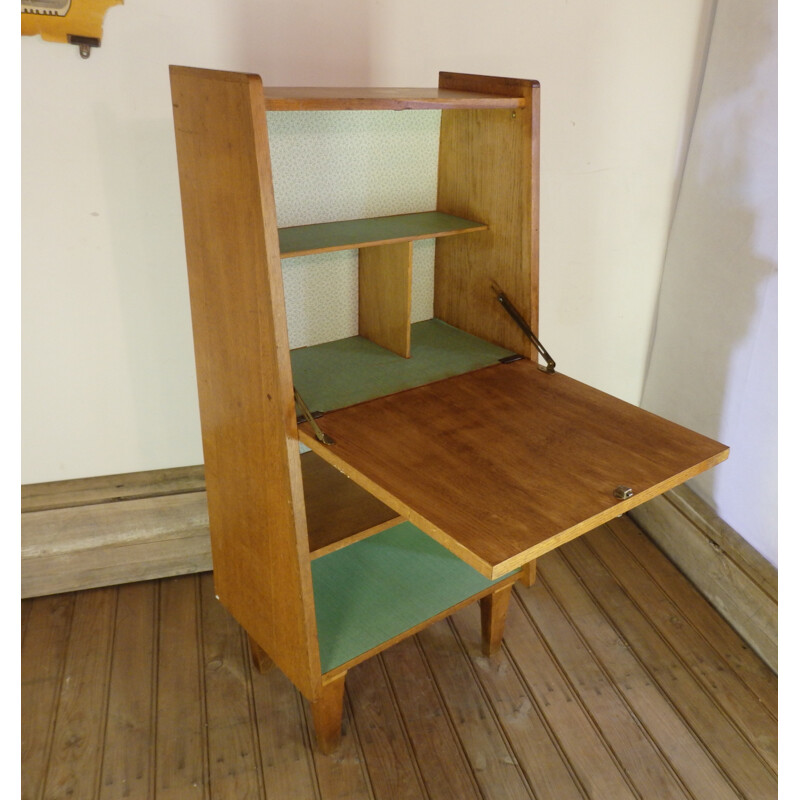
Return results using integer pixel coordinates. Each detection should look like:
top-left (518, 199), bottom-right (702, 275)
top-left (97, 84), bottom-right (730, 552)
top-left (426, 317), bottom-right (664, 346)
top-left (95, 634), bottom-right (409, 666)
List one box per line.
top-left (299, 359), bottom-right (728, 579)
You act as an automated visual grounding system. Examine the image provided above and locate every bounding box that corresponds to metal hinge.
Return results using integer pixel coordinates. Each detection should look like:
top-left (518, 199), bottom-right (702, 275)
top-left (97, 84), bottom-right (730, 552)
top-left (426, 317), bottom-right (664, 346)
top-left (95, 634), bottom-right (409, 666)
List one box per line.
top-left (294, 388), bottom-right (335, 445)
top-left (492, 282), bottom-right (556, 373)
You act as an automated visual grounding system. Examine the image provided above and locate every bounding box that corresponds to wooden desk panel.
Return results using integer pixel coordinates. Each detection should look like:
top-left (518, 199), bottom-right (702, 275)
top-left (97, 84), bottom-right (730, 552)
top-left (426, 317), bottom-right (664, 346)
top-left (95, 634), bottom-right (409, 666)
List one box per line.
top-left (299, 360), bottom-right (728, 579)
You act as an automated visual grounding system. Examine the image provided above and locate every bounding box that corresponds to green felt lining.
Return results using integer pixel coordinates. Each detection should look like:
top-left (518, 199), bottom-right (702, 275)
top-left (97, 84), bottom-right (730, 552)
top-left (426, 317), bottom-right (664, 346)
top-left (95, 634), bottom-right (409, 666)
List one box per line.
top-left (311, 522), bottom-right (515, 673)
top-left (278, 211), bottom-right (485, 257)
top-left (290, 318), bottom-right (515, 413)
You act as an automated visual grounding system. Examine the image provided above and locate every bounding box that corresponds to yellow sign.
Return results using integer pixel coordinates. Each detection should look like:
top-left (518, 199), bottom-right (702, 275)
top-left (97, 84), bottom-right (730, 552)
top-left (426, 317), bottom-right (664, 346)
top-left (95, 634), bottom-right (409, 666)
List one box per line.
top-left (22, 0), bottom-right (123, 57)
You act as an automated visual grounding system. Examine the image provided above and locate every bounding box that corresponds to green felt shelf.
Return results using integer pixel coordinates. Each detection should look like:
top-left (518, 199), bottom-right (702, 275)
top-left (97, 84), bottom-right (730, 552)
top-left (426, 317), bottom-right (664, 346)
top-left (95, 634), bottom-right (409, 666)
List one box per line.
top-left (311, 522), bottom-right (515, 673)
top-left (278, 211), bottom-right (487, 258)
top-left (290, 318), bottom-right (515, 413)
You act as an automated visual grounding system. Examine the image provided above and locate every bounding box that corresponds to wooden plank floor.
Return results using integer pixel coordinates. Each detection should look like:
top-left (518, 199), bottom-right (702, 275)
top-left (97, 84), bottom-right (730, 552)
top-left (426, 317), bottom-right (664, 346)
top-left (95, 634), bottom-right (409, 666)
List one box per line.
top-left (22, 516), bottom-right (777, 800)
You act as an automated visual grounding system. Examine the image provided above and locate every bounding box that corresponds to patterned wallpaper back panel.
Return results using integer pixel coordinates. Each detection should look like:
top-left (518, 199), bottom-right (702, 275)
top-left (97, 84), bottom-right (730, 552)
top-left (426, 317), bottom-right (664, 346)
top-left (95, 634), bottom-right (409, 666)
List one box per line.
top-left (267, 110), bottom-right (442, 349)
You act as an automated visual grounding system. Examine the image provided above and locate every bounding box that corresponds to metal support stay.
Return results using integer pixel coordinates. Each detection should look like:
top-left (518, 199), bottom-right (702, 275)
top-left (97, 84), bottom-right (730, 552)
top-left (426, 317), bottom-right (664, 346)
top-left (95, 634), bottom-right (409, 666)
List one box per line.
top-left (491, 282), bottom-right (556, 373)
top-left (294, 388), bottom-right (335, 445)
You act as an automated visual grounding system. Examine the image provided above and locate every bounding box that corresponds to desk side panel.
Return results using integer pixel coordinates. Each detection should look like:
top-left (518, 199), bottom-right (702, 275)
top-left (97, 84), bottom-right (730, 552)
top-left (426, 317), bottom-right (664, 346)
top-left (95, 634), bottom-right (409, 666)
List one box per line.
top-left (435, 73), bottom-right (539, 358)
top-left (169, 66), bottom-right (321, 699)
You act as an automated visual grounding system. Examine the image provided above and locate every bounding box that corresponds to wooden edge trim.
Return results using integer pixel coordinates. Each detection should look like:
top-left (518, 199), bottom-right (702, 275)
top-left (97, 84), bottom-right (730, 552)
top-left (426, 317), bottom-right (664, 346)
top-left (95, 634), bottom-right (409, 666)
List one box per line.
top-left (300, 427), bottom-right (729, 582)
top-left (309, 516), bottom-right (405, 560)
top-left (169, 64), bottom-right (256, 85)
top-left (263, 89), bottom-right (525, 112)
top-left (298, 429), bottom-right (498, 579)
top-left (438, 71), bottom-right (539, 97)
top-left (485, 450), bottom-right (730, 579)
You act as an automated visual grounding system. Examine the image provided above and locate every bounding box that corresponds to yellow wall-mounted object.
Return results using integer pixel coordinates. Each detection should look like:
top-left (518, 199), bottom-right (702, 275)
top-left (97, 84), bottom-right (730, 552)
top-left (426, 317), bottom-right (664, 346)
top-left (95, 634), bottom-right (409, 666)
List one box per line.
top-left (22, 0), bottom-right (123, 57)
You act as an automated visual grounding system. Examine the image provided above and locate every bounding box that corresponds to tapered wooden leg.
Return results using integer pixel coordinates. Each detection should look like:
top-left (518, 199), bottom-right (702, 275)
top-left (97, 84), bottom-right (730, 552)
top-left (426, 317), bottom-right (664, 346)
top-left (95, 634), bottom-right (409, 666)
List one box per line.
top-left (248, 635), bottom-right (274, 674)
top-left (480, 584), bottom-right (513, 656)
top-left (520, 560), bottom-right (537, 587)
top-left (311, 672), bottom-right (347, 754)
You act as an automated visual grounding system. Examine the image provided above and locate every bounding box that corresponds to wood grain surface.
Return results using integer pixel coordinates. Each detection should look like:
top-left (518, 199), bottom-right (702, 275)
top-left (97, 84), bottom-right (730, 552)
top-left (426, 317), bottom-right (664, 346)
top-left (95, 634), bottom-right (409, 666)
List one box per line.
top-left (22, 519), bottom-right (777, 800)
top-left (302, 451), bottom-right (403, 557)
top-left (170, 65), bottom-right (321, 699)
top-left (435, 72), bottom-right (539, 357)
top-left (263, 86), bottom-right (526, 111)
top-left (359, 241), bottom-right (413, 357)
top-left (99, 583), bottom-right (157, 800)
top-left (22, 465), bottom-right (205, 513)
top-left (629, 485), bottom-right (777, 671)
top-left (300, 360), bottom-right (729, 578)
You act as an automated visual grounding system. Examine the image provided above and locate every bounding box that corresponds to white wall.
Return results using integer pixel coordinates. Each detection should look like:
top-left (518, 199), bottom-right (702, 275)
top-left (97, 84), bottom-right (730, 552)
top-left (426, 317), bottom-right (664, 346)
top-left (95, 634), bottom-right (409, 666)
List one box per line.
top-left (641, 0), bottom-right (778, 566)
top-left (22, 0), bottom-right (714, 483)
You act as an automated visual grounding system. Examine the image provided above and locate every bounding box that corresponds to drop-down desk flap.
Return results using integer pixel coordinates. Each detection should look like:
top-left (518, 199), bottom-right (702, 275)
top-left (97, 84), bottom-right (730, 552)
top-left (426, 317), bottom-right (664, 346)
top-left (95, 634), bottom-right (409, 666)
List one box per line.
top-left (298, 359), bottom-right (728, 580)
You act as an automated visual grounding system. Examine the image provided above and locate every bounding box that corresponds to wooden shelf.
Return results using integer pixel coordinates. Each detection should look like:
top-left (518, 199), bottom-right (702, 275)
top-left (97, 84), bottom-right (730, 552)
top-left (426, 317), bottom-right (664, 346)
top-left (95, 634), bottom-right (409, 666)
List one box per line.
top-left (291, 318), bottom-right (514, 413)
top-left (302, 452), bottom-right (402, 559)
top-left (264, 87), bottom-right (527, 112)
top-left (311, 522), bottom-right (516, 674)
top-left (278, 211), bottom-right (487, 258)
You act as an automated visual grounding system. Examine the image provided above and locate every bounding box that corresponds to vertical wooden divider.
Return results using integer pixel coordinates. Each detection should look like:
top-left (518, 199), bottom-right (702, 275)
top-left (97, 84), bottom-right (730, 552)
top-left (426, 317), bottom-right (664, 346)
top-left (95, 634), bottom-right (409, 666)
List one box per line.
top-left (359, 241), bottom-right (413, 358)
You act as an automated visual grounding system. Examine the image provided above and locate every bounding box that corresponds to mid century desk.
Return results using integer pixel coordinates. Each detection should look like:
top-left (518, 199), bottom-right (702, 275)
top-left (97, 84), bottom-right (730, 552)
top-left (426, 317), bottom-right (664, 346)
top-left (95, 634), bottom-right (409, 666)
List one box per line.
top-left (169, 67), bottom-right (728, 753)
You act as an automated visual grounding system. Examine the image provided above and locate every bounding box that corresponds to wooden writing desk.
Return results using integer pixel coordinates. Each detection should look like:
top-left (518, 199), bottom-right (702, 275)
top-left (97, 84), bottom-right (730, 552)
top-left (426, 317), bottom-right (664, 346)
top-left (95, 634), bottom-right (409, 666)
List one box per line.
top-left (169, 66), bottom-right (728, 753)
